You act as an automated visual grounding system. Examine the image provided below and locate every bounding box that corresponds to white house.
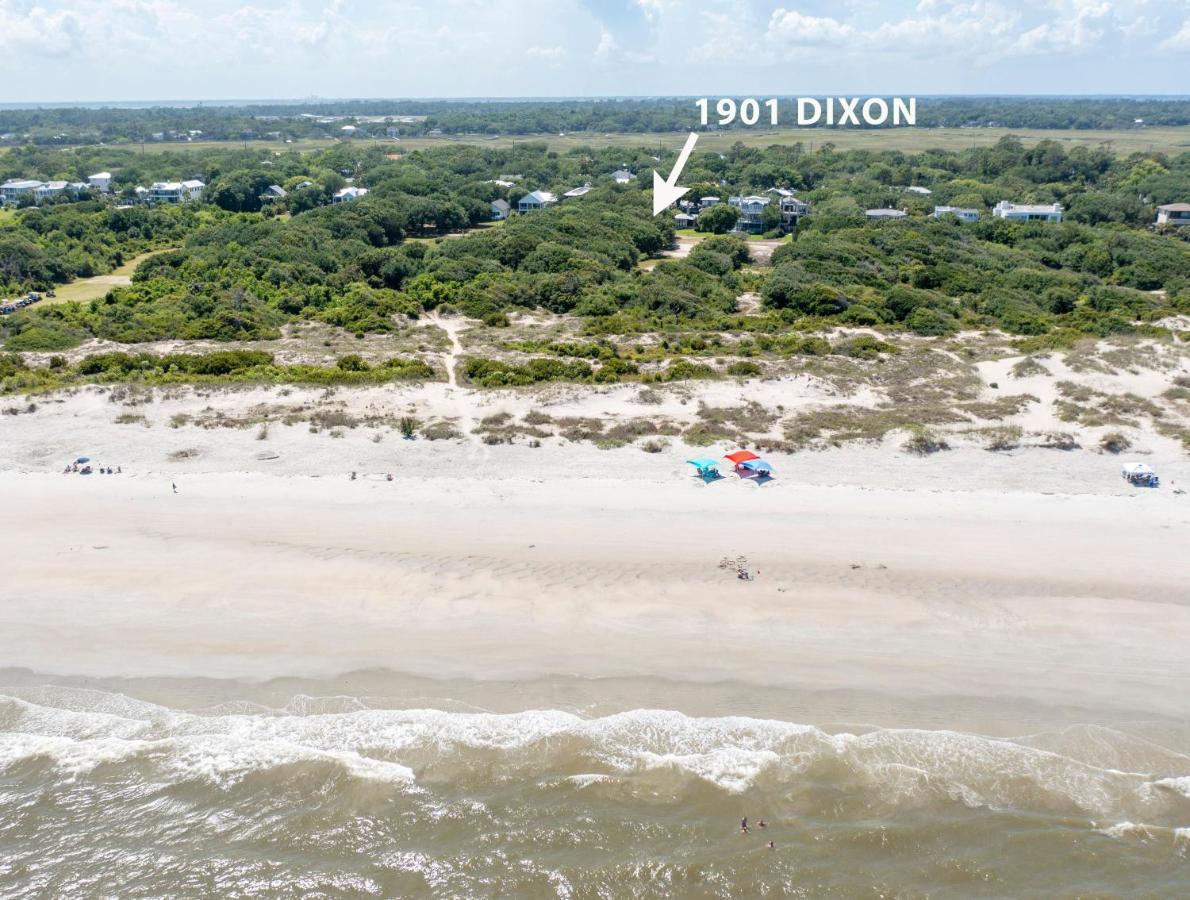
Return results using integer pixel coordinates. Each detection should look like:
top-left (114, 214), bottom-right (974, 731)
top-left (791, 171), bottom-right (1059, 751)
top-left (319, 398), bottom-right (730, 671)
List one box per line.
top-left (610, 169), bottom-right (635, 184)
top-left (1, 179), bottom-right (45, 204)
top-left (992, 201), bottom-right (1062, 222)
top-left (34, 181), bottom-right (84, 202)
top-left (88, 172), bottom-right (113, 192)
top-left (490, 199), bottom-right (511, 220)
top-left (674, 212), bottom-right (698, 228)
top-left (905, 186), bottom-right (933, 196)
top-left (698, 196), bottom-right (720, 209)
top-left (145, 180), bottom-right (205, 204)
top-left (517, 190), bottom-right (557, 213)
top-left (931, 205), bottom-right (980, 222)
top-left (1155, 203), bottom-right (1190, 226)
top-left (1, 179), bottom-right (87, 205)
top-left (332, 186), bottom-right (369, 203)
top-left (866, 208), bottom-right (907, 221)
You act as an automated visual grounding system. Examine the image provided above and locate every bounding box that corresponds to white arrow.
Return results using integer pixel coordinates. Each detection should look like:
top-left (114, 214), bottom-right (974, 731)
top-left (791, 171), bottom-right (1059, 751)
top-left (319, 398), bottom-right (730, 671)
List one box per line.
top-left (652, 131), bottom-right (699, 216)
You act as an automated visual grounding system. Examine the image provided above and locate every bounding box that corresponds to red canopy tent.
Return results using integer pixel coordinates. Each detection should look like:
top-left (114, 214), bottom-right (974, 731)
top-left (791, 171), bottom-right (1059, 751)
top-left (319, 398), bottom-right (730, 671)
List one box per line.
top-left (724, 450), bottom-right (759, 464)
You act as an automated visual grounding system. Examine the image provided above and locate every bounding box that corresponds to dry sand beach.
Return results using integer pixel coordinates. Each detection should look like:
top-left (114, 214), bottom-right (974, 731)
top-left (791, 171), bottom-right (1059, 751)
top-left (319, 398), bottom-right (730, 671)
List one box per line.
top-left (2, 343), bottom-right (1189, 895)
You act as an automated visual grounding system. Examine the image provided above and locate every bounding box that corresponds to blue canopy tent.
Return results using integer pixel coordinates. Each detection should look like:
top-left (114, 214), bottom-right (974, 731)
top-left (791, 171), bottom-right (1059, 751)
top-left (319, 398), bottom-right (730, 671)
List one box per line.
top-left (686, 458), bottom-right (722, 482)
top-left (739, 459), bottom-right (773, 479)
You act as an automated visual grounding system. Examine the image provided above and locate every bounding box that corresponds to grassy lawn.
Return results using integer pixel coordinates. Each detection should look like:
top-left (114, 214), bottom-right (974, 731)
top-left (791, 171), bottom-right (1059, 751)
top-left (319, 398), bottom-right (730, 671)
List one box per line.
top-left (39, 248), bottom-right (176, 305)
top-left (0, 207), bottom-right (16, 226)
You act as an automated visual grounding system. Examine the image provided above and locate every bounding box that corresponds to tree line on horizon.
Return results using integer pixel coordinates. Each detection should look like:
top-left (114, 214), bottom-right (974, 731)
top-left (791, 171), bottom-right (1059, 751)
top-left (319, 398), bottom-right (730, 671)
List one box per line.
top-left (2, 97), bottom-right (1189, 145)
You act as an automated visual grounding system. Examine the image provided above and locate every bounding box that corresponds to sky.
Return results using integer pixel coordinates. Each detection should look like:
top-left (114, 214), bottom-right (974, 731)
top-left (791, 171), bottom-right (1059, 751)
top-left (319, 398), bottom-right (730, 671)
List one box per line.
top-left (0, 0), bottom-right (1187, 103)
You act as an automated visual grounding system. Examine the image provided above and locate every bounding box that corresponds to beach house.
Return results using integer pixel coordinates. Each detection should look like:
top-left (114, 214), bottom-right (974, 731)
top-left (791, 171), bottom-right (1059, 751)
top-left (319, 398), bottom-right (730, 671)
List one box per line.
top-left (728, 195), bottom-right (772, 233)
top-left (261, 185), bottom-right (288, 201)
top-left (674, 212), bottom-right (698, 229)
top-left (1155, 203), bottom-right (1190, 226)
top-left (931, 205), bottom-right (980, 222)
top-left (610, 169), bottom-right (635, 184)
top-left (146, 180), bottom-right (205, 204)
top-left (88, 172), bottom-right (113, 192)
top-left (332, 186), bottom-right (369, 203)
top-left (490, 199), bottom-right (511, 220)
top-left (992, 201), bottom-right (1063, 222)
top-left (778, 195), bottom-right (810, 229)
top-left (563, 184), bottom-right (592, 199)
top-left (1, 180), bottom-right (44, 205)
top-left (866, 208), bottom-right (907, 221)
top-left (517, 190), bottom-right (557, 213)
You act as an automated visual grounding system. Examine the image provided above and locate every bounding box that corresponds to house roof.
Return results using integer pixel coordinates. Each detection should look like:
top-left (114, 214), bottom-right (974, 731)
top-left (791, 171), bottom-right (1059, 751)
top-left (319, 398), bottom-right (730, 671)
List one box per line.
top-left (491, 198), bottom-right (511, 211)
top-left (1157, 203), bottom-right (1190, 212)
top-left (994, 201), bottom-right (1061, 213)
top-left (563, 184), bottom-right (592, 198)
top-left (520, 190), bottom-right (556, 204)
top-left (905, 186), bottom-right (932, 195)
top-left (89, 172), bottom-right (111, 179)
top-left (610, 169), bottom-right (635, 180)
top-left (2, 179), bottom-right (43, 190)
top-left (866, 208), bottom-right (907, 218)
top-left (181, 179), bottom-right (205, 188)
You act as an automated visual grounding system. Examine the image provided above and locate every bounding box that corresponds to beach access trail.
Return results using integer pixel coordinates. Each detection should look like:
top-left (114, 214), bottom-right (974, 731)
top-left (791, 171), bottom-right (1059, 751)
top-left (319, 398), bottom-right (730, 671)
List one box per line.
top-left (2, 467), bottom-right (1186, 726)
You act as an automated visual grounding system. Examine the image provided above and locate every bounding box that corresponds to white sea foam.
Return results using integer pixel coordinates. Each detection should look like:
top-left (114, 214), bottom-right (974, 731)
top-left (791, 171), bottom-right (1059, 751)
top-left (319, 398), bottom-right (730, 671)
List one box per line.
top-left (1, 689), bottom-right (1187, 819)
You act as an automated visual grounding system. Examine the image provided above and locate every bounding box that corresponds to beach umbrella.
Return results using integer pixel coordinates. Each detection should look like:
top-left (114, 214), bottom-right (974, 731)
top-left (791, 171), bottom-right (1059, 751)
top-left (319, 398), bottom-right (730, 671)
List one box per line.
top-left (686, 458), bottom-right (718, 472)
top-left (724, 450), bottom-right (759, 464)
top-left (76, 457), bottom-right (90, 464)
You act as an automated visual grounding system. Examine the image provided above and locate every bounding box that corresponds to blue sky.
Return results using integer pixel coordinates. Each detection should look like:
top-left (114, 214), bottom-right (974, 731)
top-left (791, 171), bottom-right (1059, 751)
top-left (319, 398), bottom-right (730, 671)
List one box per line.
top-left (0, 0), bottom-right (1187, 102)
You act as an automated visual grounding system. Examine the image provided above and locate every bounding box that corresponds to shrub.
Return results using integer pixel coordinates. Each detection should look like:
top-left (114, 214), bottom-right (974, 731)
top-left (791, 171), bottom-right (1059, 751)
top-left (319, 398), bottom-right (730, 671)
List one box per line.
top-left (902, 426), bottom-right (950, 455)
top-left (1099, 431), bottom-right (1131, 454)
top-left (421, 421), bottom-right (462, 441)
top-left (726, 360), bottom-right (762, 377)
top-left (834, 335), bottom-right (896, 359)
top-left (984, 425), bottom-right (1022, 451)
top-left (336, 354), bottom-right (370, 372)
top-left (399, 416), bottom-right (419, 439)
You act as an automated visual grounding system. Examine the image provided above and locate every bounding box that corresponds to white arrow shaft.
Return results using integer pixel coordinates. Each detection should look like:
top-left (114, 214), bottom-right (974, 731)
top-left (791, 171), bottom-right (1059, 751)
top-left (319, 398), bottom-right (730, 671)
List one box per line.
top-left (665, 131), bottom-right (699, 186)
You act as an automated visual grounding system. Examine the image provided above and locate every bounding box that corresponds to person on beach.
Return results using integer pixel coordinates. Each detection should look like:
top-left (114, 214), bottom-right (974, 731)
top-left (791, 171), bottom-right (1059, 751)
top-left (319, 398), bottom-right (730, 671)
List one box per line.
top-left (741, 817), bottom-right (749, 834)
top-left (767, 841), bottom-right (775, 850)
top-left (759, 819), bottom-right (766, 828)
top-left (172, 482), bottom-right (177, 494)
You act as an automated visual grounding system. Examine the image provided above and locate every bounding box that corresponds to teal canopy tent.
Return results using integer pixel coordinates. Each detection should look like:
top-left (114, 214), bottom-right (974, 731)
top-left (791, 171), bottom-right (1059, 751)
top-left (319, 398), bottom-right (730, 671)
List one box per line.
top-left (686, 458), bottom-right (719, 475)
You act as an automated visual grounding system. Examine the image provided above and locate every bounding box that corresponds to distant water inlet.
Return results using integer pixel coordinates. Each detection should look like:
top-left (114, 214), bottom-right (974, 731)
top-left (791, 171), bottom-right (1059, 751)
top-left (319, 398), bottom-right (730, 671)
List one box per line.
top-left (0, 688), bottom-right (1188, 897)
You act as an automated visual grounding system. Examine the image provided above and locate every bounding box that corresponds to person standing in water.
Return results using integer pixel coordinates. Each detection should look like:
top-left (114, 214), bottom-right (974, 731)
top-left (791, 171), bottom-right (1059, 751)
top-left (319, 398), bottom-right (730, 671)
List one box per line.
top-left (740, 817), bottom-right (749, 834)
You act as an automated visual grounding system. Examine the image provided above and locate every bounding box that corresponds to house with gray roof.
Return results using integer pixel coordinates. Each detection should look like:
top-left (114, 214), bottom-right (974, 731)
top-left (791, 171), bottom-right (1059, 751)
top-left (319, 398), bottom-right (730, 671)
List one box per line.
top-left (517, 190), bottom-right (557, 213)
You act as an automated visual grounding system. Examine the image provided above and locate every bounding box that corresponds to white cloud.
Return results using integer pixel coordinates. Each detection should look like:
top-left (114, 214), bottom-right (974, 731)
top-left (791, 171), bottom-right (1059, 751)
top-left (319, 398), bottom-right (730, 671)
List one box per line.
top-left (1157, 18), bottom-right (1190, 51)
top-left (1010, 0), bottom-right (1110, 54)
top-left (594, 27), bottom-right (617, 60)
top-left (767, 9), bottom-right (855, 46)
top-left (525, 45), bottom-right (567, 60)
top-left (0, 0), bottom-right (1185, 100)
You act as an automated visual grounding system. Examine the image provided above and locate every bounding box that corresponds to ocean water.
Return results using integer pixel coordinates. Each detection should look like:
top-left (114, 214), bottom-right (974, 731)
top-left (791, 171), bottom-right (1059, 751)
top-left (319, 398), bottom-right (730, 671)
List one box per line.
top-left (1, 681), bottom-right (1188, 898)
